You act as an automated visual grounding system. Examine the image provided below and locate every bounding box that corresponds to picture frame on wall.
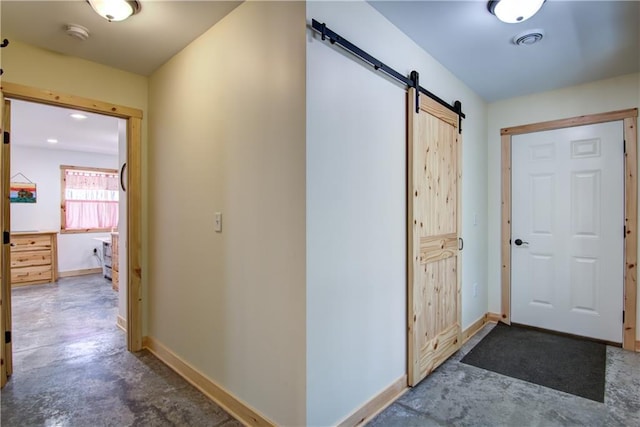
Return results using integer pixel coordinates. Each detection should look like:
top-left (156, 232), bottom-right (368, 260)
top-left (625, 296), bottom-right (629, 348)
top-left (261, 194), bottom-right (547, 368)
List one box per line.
top-left (10, 182), bottom-right (37, 203)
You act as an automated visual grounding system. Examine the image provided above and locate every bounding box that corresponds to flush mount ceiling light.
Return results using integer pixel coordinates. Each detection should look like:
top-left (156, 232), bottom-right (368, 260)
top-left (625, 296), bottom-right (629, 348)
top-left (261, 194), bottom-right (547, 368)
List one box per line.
top-left (47, 138), bottom-right (59, 144)
top-left (87, 0), bottom-right (141, 22)
top-left (70, 113), bottom-right (88, 120)
top-left (488, 0), bottom-right (546, 24)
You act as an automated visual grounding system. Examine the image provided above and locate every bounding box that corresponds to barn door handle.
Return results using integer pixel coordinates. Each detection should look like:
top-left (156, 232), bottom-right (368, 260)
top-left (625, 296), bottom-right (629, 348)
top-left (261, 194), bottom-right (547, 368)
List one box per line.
top-left (514, 238), bottom-right (529, 246)
top-left (458, 237), bottom-right (464, 251)
top-left (120, 162), bottom-right (127, 192)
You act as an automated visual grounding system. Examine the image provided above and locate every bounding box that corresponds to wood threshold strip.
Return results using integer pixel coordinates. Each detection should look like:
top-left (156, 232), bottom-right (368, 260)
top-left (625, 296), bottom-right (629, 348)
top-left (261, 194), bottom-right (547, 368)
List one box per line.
top-left (337, 375), bottom-right (408, 427)
top-left (143, 336), bottom-right (275, 427)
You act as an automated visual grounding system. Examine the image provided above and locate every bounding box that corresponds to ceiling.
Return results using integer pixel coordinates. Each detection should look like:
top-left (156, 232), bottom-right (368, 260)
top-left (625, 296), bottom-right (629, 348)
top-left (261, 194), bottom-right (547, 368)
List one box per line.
top-left (1, 0), bottom-right (242, 76)
top-left (1, 1), bottom-right (636, 101)
top-left (11, 99), bottom-right (123, 156)
top-left (2, 0), bottom-right (242, 155)
top-left (370, 0), bottom-right (640, 102)
top-left (0, 0), bottom-right (637, 142)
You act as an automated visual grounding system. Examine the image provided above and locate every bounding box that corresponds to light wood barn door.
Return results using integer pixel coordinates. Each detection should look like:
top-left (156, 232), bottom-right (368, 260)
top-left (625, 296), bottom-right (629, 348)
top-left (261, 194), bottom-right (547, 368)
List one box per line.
top-left (1, 99), bottom-right (12, 387)
top-left (407, 89), bottom-right (462, 386)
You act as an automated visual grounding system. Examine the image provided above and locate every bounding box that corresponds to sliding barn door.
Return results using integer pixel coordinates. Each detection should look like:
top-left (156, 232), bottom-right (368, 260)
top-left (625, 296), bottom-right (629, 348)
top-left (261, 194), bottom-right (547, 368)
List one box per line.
top-left (407, 89), bottom-right (462, 386)
top-left (1, 98), bottom-right (12, 387)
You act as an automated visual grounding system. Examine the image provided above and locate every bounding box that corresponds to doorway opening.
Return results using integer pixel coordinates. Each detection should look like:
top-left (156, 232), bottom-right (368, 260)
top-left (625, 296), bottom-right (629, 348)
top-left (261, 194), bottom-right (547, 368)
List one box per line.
top-left (500, 108), bottom-right (638, 351)
top-left (8, 99), bottom-right (128, 366)
top-left (1, 82), bottom-right (143, 387)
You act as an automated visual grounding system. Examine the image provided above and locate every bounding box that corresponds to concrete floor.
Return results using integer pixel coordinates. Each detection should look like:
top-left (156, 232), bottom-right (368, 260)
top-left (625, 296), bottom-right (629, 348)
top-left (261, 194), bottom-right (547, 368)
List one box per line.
top-left (369, 324), bottom-right (640, 427)
top-left (0, 274), bottom-right (240, 426)
top-left (2, 275), bottom-right (639, 426)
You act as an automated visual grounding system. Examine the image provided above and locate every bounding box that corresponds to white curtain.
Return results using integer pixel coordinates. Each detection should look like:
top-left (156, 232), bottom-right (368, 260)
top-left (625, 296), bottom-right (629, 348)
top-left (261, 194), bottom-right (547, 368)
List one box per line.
top-left (65, 170), bottom-right (119, 230)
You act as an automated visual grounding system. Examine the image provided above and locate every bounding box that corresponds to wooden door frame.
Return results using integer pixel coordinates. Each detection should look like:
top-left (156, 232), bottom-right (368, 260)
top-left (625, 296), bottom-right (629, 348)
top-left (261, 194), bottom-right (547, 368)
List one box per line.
top-left (0, 82), bottom-right (143, 353)
top-left (500, 108), bottom-right (638, 351)
top-left (1, 98), bottom-right (11, 387)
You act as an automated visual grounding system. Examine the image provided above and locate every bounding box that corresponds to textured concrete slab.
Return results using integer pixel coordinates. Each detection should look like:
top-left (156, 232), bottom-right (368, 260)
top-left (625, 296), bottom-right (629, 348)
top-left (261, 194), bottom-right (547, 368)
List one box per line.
top-left (605, 346), bottom-right (640, 425)
top-left (1, 275), bottom-right (238, 427)
top-left (371, 323), bottom-right (640, 427)
top-left (368, 403), bottom-right (447, 427)
top-left (5, 278), bottom-right (639, 426)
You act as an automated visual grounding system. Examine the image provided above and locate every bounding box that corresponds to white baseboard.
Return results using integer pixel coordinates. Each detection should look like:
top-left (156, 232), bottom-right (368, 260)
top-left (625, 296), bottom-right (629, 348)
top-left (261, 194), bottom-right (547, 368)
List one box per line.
top-left (143, 336), bottom-right (275, 427)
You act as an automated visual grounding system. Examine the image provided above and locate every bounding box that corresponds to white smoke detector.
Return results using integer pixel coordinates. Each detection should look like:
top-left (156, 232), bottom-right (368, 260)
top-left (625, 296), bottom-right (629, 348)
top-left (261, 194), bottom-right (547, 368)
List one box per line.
top-left (65, 24), bottom-right (90, 41)
top-left (513, 29), bottom-right (545, 46)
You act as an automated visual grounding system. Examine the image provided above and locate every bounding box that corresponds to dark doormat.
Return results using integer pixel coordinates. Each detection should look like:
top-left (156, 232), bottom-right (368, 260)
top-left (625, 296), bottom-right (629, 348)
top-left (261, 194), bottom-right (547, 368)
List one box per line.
top-left (461, 323), bottom-right (606, 402)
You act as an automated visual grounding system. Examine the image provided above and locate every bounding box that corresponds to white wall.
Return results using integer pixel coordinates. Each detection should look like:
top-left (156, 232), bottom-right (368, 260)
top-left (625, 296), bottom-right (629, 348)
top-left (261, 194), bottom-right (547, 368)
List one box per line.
top-left (306, 2), bottom-right (488, 425)
top-left (148, 2), bottom-right (306, 425)
top-left (487, 72), bottom-right (640, 339)
top-left (11, 145), bottom-right (118, 273)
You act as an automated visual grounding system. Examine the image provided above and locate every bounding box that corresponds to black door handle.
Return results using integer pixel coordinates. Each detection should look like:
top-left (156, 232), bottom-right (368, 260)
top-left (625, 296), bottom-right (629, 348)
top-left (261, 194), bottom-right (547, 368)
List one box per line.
top-left (120, 162), bottom-right (127, 192)
top-left (514, 238), bottom-right (529, 246)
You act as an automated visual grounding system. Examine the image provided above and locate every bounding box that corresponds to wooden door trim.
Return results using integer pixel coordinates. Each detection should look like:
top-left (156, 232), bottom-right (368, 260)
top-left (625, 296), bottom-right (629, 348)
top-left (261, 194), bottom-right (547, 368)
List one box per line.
top-left (500, 108), bottom-right (638, 351)
top-left (1, 99), bottom-right (11, 386)
top-left (623, 116), bottom-right (638, 350)
top-left (0, 81), bottom-right (144, 352)
top-left (501, 109), bottom-right (637, 136)
top-left (0, 82), bottom-right (142, 119)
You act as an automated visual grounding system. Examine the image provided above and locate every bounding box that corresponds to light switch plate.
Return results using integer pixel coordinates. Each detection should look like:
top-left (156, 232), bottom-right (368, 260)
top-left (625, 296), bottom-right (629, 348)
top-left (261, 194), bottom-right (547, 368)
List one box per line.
top-left (215, 212), bottom-right (222, 232)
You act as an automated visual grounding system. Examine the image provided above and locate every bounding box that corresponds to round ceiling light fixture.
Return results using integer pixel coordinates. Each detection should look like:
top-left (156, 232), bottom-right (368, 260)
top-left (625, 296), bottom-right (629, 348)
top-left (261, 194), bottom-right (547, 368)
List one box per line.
top-left (47, 138), bottom-right (59, 144)
top-left (65, 24), bottom-right (90, 41)
top-left (513, 29), bottom-right (545, 46)
top-left (70, 113), bottom-right (89, 120)
top-left (87, 0), bottom-right (141, 22)
top-left (488, 0), bottom-right (546, 24)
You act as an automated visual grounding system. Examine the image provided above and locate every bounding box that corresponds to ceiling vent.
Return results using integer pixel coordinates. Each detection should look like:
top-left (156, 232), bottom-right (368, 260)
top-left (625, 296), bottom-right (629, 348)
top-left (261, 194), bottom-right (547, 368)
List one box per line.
top-left (65, 24), bottom-right (90, 41)
top-left (513, 29), bottom-right (544, 46)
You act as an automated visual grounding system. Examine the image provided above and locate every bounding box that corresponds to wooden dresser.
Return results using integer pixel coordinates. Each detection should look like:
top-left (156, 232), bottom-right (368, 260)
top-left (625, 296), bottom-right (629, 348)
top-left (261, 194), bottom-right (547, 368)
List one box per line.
top-left (111, 232), bottom-right (119, 291)
top-left (10, 231), bottom-right (59, 287)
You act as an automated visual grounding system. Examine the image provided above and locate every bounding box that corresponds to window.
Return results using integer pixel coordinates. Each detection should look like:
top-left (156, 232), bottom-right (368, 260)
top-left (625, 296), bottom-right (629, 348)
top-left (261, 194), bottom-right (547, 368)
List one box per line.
top-left (60, 165), bottom-right (119, 233)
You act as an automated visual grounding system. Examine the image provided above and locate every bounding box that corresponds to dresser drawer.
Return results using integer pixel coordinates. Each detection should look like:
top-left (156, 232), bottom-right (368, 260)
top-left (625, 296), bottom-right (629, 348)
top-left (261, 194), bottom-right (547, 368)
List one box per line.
top-left (11, 235), bottom-right (52, 252)
top-left (11, 251), bottom-right (52, 268)
top-left (10, 232), bottom-right (58, 286)
top-left (11, 265), bottom-right (52, 285)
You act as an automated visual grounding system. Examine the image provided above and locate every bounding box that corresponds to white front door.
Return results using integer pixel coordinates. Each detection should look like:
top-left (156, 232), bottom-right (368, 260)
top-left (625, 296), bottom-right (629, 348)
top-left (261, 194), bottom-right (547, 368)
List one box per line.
top-left (511, 121), bottom-right (624, 343)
